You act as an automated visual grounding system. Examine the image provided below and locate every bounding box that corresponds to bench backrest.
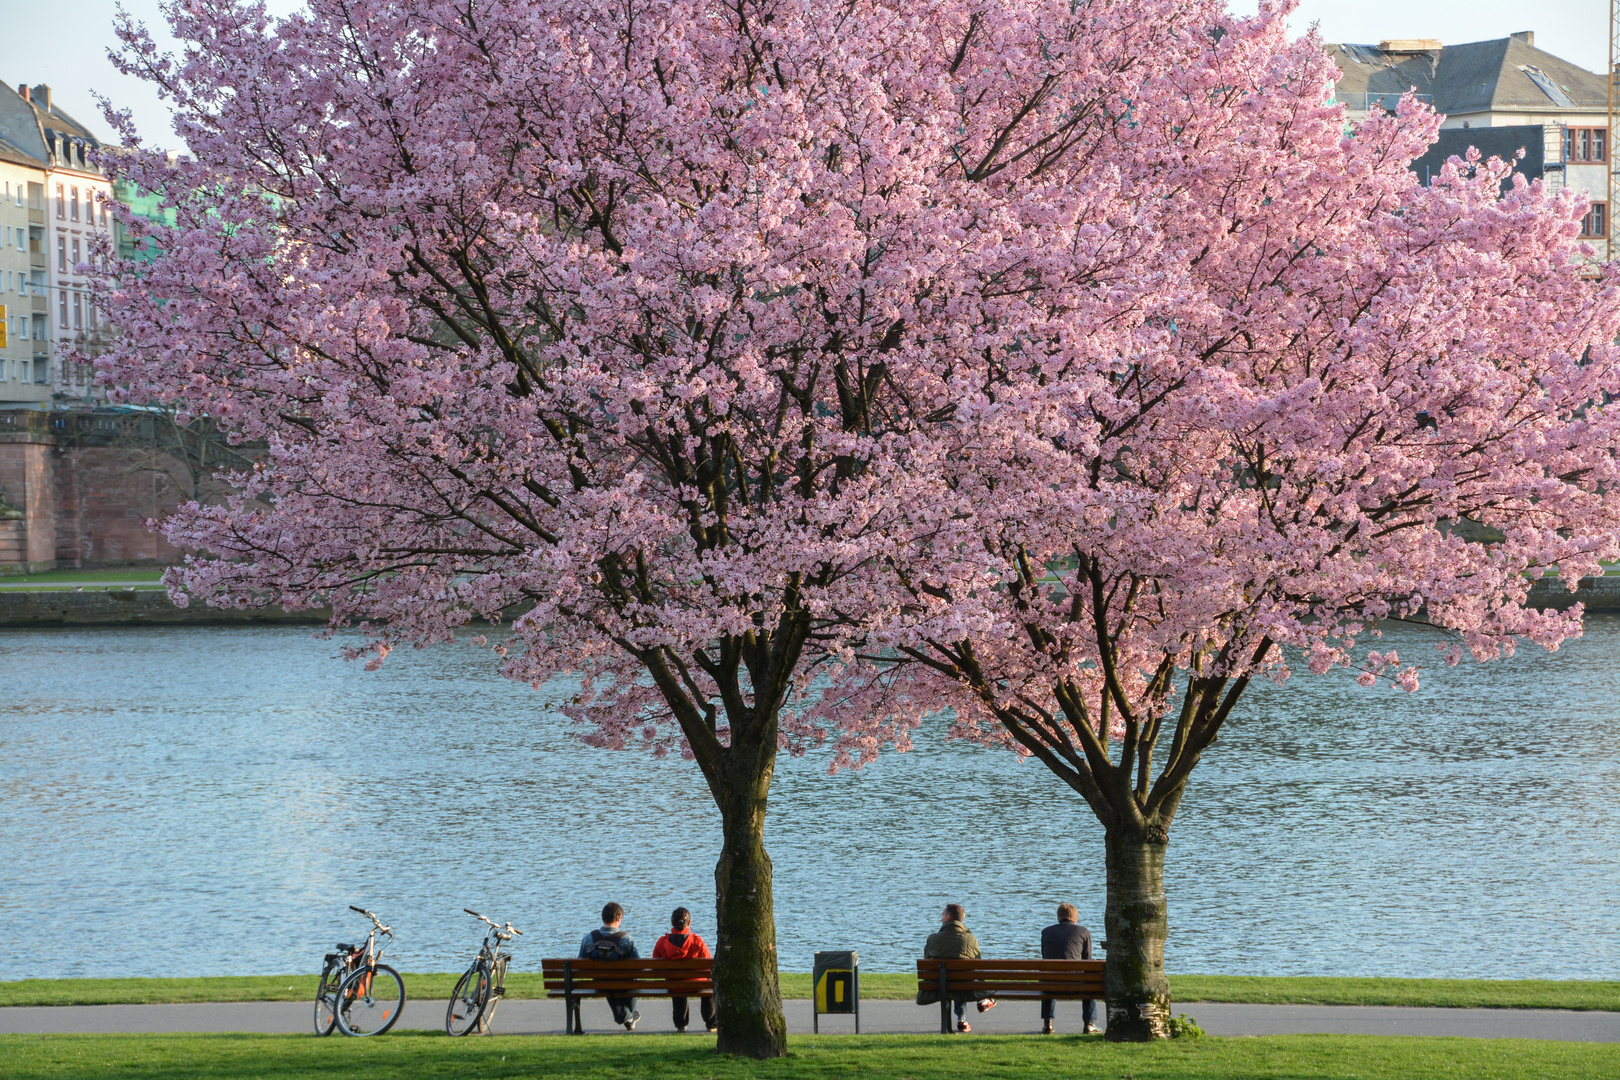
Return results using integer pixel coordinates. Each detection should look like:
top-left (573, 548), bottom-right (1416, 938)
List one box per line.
top-left (915, 958), bottom-right (1105, 999)
top-left (540, 957), bottom-right (714, 996)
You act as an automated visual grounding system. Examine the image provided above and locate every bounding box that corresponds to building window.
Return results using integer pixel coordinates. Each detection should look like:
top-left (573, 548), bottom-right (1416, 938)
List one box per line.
top-left (57, 235), bottom-right (66, 272)
top-left (73, 293), bottom-right (82, 330)
top-left (55, 183), bottom-right (64, 218)
top-left (1582, 202), bottom-right (1608, 238)
top-left (71, 238), bottom-right (80, 269)
top-left (100, 199), bottom-right (108, 228)
top-left (59, 291), bottom-right (68, 328)
top-left (1566, 127), bottom-right (1608, 163)
top-left (70, 187), bottom-right (79, 221)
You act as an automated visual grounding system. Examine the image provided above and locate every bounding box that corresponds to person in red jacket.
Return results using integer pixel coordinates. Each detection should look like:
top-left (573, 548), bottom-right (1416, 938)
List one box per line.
top-left (652, 907), bottom-right (716, 1033)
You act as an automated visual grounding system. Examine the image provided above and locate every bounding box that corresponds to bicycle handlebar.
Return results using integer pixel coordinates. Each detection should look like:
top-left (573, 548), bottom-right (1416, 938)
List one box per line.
top-left (464, 908), bottom-right (523, 936)
top-left (350, 906), bottom-right (391, 934)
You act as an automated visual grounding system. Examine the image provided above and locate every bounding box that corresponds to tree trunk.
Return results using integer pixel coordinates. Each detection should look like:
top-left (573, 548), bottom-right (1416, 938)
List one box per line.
top-left (711, 775), bottom-right (787, 1058)
top-left (1103, 825), bottom-right (1172, 1041)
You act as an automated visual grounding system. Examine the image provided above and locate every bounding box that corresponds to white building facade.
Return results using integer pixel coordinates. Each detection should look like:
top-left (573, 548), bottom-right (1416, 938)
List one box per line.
top-left (0, 82), bottom-right (115, 408)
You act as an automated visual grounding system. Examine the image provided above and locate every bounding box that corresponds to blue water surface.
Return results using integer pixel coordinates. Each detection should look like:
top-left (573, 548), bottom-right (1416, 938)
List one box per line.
top-left (0, 618), bottom-right (1615, 979)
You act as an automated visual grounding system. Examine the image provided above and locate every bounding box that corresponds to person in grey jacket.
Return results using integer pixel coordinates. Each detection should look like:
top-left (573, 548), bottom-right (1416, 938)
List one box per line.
top-left (579, 902), bottom-right (641, 1030)
top-left (1040, 902), bottom-right (1097, 1034)
top-left (920, 903), bottom-right (996, 1032)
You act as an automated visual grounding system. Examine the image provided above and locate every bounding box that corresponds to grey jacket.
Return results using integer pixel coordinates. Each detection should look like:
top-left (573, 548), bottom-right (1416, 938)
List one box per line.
top-left (1041, 920), bottom-right (1091, 961)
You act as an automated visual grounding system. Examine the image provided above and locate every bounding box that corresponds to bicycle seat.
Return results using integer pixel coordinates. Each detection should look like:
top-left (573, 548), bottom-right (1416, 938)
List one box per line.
top-left (335, 943), bottom-right (357, 951)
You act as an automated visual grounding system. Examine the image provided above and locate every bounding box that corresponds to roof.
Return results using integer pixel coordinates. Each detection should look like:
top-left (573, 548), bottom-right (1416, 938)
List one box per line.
top-left (1328, 34), bottom-right (1607, 116)
top-left (0, 80), bottom-right (104, 175)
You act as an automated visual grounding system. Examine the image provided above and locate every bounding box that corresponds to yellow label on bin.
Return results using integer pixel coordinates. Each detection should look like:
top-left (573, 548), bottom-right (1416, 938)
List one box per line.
top-left (815, 969), bottom-right (854, 1013)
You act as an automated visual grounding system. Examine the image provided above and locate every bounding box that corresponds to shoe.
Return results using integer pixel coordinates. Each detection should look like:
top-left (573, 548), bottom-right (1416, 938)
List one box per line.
top-left (675, 1026), bottom-right (686, 1033)
top-left (706, 1025), bottom-right (717, 1033)
top-left (623, 1011), bottom-right (641, 1031)
top-left (1042, 1019), bottom-right (1054, 1034)
top-left (1083, 1022), bottom-right (1100, 1034)
top-left (958, 1020), bottom-right (972, 1033)
top-left (976, 998), bottom-right (997, 1013)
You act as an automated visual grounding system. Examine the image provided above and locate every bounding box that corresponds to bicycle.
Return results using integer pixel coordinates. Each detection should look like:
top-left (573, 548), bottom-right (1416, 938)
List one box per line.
top-left (313, 905), bottom-right (406, 1037)
top-left (446, 908), bottom-right (522, 1036)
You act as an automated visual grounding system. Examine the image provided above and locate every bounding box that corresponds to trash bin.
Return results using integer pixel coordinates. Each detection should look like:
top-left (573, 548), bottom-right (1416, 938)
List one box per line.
top-left (812, 950), bottom-right (859, 1033)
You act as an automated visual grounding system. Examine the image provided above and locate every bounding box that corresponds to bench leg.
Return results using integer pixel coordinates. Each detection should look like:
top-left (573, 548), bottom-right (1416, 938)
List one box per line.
top-left (940, 997), bottom-right (950, 1034)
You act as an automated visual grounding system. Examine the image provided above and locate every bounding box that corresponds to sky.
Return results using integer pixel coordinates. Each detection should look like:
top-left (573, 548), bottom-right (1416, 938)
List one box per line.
top-left (7, 0), bottom-right (1613, 150)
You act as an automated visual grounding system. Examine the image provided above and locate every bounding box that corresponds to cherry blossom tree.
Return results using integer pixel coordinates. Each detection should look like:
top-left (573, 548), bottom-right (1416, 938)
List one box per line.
top-left (94, 0), bottom-right (1124, 1056)
top-left (867, 16), bottom-right (1620, 1044)
top-left (99, 0), bottom-right (1620, 1051)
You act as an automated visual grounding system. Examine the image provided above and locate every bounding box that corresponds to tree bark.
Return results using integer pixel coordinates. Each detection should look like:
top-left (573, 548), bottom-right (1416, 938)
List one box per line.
top-left (710, 758), bottom-right (788, 1058)
top-left (1103, 825), bottom-right (1172, 1041)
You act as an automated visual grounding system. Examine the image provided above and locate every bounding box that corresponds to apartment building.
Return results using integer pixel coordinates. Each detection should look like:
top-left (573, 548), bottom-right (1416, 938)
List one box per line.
top-left (0, 81), bottom-right (114, 407)
top-left (0, 146), bottom-right (47, 405)
top-left (1329, 32), bottom-right (1609, 239)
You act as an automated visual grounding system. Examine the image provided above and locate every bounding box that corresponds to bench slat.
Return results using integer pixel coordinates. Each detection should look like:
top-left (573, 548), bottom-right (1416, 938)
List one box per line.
top-left (914, 958), bottom-right (1105, 1001)
top-left (539, 958), bottom-right (715, 1001)
top-left (915, 959), bottom-right (1105, 971)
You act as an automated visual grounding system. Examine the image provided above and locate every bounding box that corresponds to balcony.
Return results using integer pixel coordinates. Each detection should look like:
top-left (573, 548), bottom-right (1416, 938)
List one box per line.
top-left (27, 209), bottom-right (43, 225)
top-left (30, 295), bottom-right (46, 312)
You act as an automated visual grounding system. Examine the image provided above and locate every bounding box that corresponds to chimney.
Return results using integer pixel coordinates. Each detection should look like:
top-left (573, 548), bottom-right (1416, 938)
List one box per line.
top-left (1511, 31), bottom-right (1535, 47)
top-left (17, 84), bottom-right (28, 102)
top-left (30, 84), bottom-right (50, 112)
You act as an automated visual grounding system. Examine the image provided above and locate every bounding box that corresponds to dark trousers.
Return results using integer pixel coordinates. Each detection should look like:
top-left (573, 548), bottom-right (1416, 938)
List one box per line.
top-left (607, 995), bottom-right (638, 1024)
top-left (1041, 997), bottom-right (1097, 1027)
top-left (672, 995), bottom-right (715, 1030)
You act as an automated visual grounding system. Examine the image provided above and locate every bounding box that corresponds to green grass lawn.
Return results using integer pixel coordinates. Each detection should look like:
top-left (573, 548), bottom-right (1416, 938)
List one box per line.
top-left (3, 973), bottom-right (1615, 1010)
top-left (0, 567), bottom-right (167, 589)
top-left (5, 1032), bottom-right (1616, 1080)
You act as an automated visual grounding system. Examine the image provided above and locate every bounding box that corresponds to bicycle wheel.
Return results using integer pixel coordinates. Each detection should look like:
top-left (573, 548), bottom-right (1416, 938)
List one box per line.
top-left (335, 963), bottom-right (405, 1036)
top-left (313, 959), bottom-right (342, 1036)
top-left (445, 963), bottom-right (490, 1036)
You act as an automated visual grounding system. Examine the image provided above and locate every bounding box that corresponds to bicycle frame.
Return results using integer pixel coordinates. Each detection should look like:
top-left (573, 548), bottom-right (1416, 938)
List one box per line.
top-left (344, 908), bottom-right (392, 999)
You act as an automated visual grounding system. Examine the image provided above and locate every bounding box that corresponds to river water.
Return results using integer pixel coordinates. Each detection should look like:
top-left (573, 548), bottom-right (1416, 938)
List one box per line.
top-left (1, 619), bottom-right (1616, 980)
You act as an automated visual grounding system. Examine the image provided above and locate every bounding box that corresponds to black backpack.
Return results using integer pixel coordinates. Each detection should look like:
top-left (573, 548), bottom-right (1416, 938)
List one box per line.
top-left (589, 929), bottom-right (626, 961)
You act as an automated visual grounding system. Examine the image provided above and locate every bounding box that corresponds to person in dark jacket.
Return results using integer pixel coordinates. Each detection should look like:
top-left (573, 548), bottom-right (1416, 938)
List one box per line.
top-left (579, 902), bottom-right (640, 1029)
top-left (652, 906), bottom-right (715, 1033)
top-left (1040, 901), bottom-right (1097, 1034)
top-left (920, 903), bottom-right (996, 1032)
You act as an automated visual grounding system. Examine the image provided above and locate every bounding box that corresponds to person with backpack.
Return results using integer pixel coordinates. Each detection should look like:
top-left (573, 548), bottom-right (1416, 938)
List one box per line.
top-left (653, 906), bottom-right (717, 1033)
top-left (579, 902), bottom-right (640, 1029)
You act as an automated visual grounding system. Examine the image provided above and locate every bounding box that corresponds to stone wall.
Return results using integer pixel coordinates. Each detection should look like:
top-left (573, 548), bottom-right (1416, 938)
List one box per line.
top-left (0, 588), bottom-right (329, 626)
top-left (0, 408), bottom-right (192, 573)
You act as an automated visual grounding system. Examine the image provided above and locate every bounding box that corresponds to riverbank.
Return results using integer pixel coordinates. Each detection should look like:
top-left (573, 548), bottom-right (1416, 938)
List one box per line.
top-left (1, 570), bottom-right (1616, 626)
top-left (5, 975), bottom-right (1616, 1011)
top-left (5, 1032), bottom-right (1617, 1080)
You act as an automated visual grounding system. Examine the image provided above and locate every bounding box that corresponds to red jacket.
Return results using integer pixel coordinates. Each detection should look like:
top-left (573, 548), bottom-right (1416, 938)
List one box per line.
top-left (653, 930), bottom-right (711, 959)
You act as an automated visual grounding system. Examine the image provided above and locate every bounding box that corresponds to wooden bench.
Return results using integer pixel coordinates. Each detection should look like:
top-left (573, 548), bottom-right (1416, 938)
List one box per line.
top-left (540, 957), bottom-right (714, 1034)
top-left (915, 958), bottom-right (1105, 1033)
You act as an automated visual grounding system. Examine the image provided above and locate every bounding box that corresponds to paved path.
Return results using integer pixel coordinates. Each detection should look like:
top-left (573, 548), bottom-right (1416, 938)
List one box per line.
top-left (3, 999), bottom-right (1617, 1040)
